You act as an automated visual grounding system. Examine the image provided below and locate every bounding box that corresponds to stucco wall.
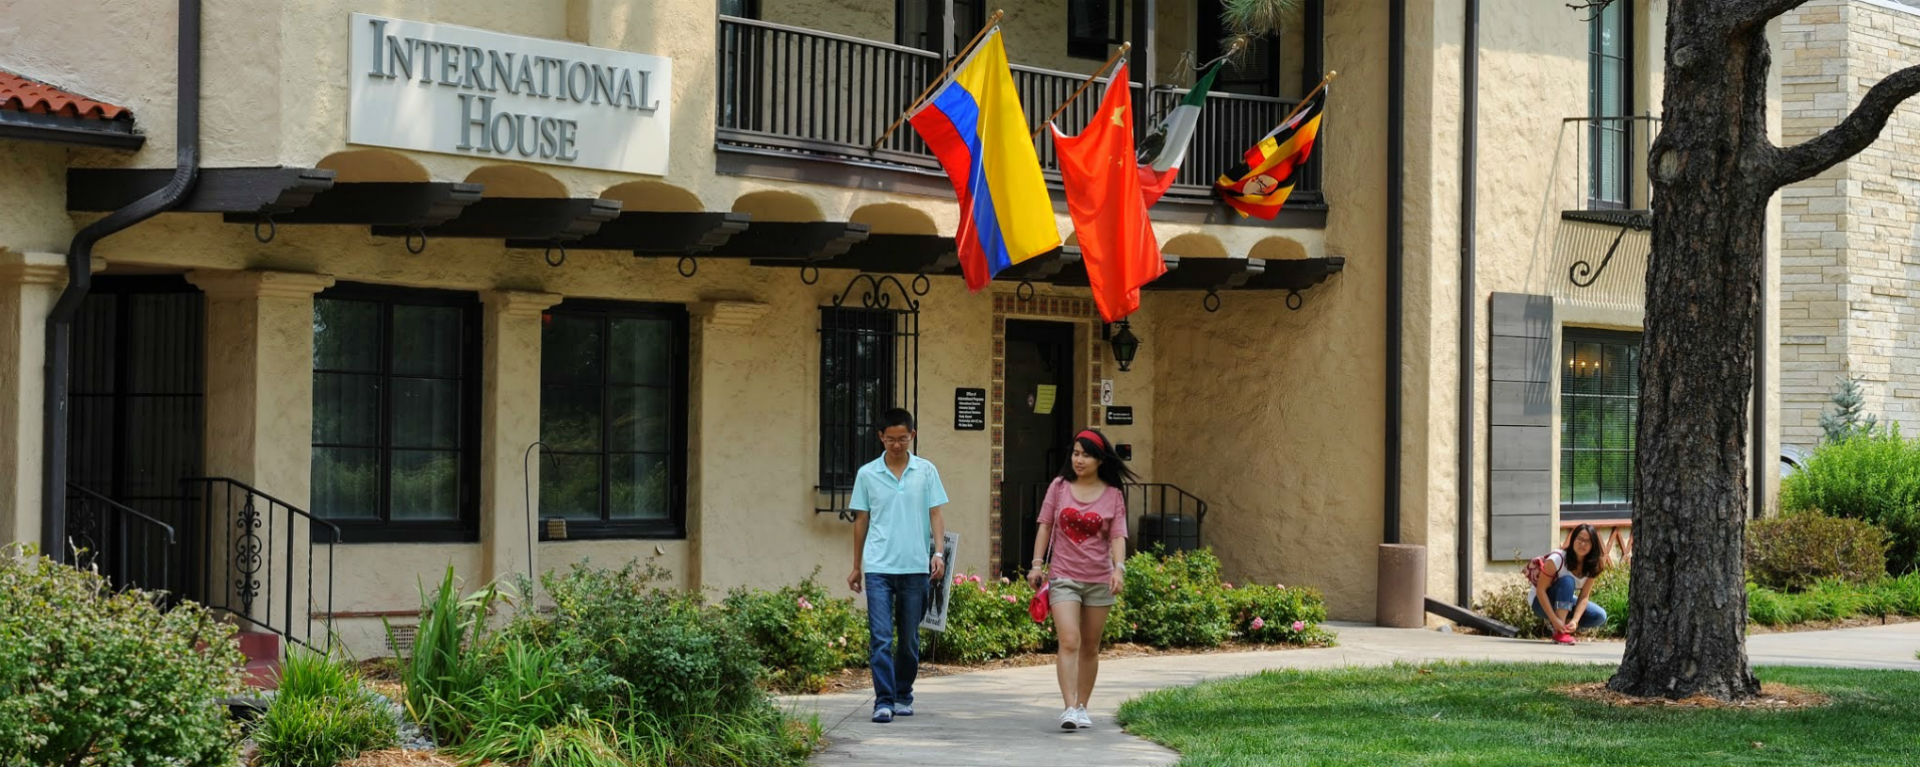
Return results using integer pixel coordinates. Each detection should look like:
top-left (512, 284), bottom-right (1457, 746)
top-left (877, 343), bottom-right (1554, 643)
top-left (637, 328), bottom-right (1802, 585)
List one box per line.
top-left (1779, 0), bottom-right (1920, 449)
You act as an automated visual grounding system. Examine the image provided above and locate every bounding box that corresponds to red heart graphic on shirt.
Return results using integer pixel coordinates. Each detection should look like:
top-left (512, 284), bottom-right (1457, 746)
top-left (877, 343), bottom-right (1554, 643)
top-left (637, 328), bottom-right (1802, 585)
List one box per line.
top-left (1058, 507), bottom-right (1104, 544)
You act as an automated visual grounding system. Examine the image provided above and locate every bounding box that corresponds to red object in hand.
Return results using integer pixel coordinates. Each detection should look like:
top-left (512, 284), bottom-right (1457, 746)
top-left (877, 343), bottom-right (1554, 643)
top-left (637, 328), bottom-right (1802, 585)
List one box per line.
top-left (1029, 580), bottom-right (1052, 623)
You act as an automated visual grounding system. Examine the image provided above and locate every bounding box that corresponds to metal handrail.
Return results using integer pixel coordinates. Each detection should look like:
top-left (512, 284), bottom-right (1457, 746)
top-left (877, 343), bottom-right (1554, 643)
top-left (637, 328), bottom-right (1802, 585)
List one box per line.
top-left (182, 476), bottom-right (338, 654)
top-left (1153, 84), bottom-right (1297, 106)
top-left (68, 483), bottom-right (179, 544)
top-left (719, 14), bottom-right (941, 59)
top-left (180, 476), bottom-right (344, 542)
top-left (65, 482), bottom-right (179, 596)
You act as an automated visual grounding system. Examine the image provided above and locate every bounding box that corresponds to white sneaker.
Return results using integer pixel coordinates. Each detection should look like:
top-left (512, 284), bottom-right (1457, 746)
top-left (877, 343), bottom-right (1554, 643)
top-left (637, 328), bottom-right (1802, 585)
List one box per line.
top-left (1059, 708), bottom-right (1079, 730)
top-left (1072, 706), bottom-right (1093, 729)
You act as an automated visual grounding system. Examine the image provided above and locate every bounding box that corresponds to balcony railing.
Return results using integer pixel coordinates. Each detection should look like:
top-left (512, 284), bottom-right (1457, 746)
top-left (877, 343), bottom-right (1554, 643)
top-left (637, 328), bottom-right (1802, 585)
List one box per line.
top-left (716, 15), bottom-right (1320, 205)
top-left (1567, 115), bottom-right (1661, 211)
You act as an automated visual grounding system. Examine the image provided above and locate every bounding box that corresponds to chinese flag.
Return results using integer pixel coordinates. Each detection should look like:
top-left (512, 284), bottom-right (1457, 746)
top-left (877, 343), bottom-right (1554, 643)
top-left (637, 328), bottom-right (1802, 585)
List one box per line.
top-left (1049, 62), bottom-right (1164, 323)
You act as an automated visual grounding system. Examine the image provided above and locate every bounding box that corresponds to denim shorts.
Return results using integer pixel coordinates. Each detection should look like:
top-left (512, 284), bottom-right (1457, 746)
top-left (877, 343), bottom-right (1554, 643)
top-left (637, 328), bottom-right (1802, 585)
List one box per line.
top-left (1049, 577), bottom-right (1117, 607)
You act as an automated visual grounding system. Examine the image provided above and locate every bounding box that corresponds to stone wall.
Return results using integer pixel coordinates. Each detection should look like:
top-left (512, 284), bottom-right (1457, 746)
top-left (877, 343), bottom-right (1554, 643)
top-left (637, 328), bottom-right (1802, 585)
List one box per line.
top-left (1780, 0), bottom-right (1920, 448)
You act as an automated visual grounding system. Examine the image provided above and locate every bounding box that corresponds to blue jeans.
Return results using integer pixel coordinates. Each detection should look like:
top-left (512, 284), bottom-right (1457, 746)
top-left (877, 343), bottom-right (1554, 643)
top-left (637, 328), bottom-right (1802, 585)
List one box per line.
top-left (865, 572), bottom-right (929, 709)
top-left (1529, 573), bottom-right (1607, 630)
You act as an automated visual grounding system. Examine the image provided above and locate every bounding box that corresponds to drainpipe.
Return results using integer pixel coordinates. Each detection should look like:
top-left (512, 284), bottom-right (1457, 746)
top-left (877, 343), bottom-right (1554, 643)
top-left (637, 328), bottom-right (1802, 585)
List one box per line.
top-left (41, 0), bottom-right (201, 562)
top-left (1457, 0), bottom-right (1479, 606)
top-left (1384, 0), bottom-right (1405, 545)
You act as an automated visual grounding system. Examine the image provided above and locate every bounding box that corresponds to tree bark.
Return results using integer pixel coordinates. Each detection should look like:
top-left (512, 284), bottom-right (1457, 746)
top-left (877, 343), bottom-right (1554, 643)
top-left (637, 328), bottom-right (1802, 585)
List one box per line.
top-left (1607, 8), bottom-right (1770, 701)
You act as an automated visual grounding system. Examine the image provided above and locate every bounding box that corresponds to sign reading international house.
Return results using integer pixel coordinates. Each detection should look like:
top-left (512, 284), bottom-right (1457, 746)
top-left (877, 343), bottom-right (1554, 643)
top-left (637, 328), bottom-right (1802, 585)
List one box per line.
top-left (348, 13), bottom-right (672, 175)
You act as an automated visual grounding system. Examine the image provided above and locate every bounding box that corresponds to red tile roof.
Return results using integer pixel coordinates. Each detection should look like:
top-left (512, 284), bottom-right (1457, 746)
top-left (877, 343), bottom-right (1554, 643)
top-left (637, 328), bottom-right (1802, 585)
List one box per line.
top-left (0, 70), bottom-right (131, 121)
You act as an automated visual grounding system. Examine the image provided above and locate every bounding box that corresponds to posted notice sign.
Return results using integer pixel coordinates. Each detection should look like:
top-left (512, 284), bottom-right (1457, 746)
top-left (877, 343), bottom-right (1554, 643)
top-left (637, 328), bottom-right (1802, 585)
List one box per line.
top-left (348, 13), bottom-right (673, 175)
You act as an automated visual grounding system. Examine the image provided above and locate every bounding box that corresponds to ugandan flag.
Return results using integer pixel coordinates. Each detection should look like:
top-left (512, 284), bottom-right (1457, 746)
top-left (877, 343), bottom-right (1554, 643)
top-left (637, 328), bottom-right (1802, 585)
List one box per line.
top-left (1214, 86), bottom-right (1325, 219)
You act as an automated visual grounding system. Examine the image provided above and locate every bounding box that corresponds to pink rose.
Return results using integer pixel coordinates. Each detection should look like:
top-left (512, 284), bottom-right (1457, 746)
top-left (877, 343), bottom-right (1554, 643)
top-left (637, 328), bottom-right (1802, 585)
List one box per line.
top-left (1275, 583), bottom-right (1285, 589)
top-left (954, 575), bottom-right (966, 585)
top-left (1224, 582), bottom-right (1234, 589)
top-left (1292, 620), bottom-right (1306, 632)
top-left (1000, 577), bottom-right (1011, 585)
top-left (1251, 617), bottom-right (1266, 631)
top-left (1002, 594), bottom-right (1018, 603)
top-left (969, 574), bottom-right (983, 584)
top-left (977, 585), bottom-right (988, 593)
top-left (797, 597), bottom-right (814, 611)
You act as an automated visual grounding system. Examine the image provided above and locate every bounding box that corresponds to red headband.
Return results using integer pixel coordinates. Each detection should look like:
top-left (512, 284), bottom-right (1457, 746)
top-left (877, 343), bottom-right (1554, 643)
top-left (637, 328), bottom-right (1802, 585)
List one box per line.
top-left (1076, 430), bottom-right (1106, 451)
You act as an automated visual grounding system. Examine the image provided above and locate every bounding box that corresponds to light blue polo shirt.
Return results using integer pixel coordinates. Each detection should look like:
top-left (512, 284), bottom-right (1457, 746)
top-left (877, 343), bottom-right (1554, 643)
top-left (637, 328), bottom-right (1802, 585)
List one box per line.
top-left (850, 454), bottom-right (950, 575)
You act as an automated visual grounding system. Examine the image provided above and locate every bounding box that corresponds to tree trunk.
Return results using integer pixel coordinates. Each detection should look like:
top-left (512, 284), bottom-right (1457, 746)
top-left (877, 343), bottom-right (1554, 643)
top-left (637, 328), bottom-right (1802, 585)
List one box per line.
top-left (1607, 13), bottom-right (1769, 701)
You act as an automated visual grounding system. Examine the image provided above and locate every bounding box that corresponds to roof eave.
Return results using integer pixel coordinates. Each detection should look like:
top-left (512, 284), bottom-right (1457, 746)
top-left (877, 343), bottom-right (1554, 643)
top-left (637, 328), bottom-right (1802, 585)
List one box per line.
top-left (0, 110), bottom-right (144, 151)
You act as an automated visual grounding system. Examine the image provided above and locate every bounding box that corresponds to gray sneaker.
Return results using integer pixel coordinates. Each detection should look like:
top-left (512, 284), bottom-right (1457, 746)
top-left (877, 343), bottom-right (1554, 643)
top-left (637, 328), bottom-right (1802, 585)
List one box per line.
top-left (872, 707), bottom-right (893, 723)
top-left (893, 703), bottom-right (914, 716)
top-left (1072, 706), bottom-right (1092, 729)
top-left (1059, 708), bottom-right (1078, 730)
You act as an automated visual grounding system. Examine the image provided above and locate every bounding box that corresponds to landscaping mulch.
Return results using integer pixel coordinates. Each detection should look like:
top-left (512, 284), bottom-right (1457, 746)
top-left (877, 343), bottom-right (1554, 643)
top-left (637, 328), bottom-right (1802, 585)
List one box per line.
top-left (338, 748), bottom-right (464, 767)
top-left (1561, 681), bottom-right (1831, 710)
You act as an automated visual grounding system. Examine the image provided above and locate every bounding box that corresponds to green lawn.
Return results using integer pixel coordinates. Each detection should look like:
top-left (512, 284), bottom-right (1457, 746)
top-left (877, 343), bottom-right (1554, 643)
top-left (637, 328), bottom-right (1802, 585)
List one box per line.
top-left (1115, 663), bottom-right (1920, 766)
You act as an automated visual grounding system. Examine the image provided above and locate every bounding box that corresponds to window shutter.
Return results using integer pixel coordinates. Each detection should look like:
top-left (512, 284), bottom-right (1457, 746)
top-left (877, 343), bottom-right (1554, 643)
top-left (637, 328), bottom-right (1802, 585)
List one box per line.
top-left (1488, 293), bottom-right (1554, 560)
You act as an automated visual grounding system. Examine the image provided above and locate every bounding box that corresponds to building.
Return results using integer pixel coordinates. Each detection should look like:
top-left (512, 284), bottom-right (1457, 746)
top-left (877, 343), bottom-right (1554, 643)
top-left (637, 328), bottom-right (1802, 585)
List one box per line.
top-left (1779, 0), bottom-right (1920, 449)
top-left (0, 0), bottom-right (1782, 658)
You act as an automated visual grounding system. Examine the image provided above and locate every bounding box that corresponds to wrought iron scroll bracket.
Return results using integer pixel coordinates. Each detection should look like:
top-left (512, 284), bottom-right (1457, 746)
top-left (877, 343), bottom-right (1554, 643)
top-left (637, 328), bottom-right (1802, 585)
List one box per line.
top-left (831, 273), bottom-right (921, 312)
top-left (1203, 290), bottom-right (1222, 313)
top-left (1569, 213), bottom-right (1648, 289)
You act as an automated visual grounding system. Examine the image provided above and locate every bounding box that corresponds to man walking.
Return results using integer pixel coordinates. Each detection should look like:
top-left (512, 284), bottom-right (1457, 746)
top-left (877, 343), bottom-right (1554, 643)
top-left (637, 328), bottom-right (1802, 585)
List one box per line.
top-left (847, 408), bottom-right (947, 723)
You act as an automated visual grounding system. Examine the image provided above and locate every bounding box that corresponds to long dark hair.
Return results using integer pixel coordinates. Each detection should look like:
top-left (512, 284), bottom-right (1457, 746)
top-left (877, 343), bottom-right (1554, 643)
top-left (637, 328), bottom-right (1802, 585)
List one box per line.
top-left (1057, 428), bottom-right (1138, 488)
top-left (1561, 523), bottom-right (1607, 578)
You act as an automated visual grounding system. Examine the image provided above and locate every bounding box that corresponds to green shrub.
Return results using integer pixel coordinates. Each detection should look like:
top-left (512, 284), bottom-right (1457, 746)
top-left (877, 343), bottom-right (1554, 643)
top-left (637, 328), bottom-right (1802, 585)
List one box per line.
top-left (251, 650), bottom-right (396, 767)
top-left (527, 561), bottom-right (764, 723)
top-left (1589, 564), bottom-right (1631, 636)
top-left (1119, 548), bottom-right (1231, 647)
top-left (0, 547), bottom-right (244, 767)
top-left (1746, 574), bottom-right (1920, 627)
top-left (393, 566), bottom-right (509, 742)
top-left (1780, 429), bottom-right (1920, 574)
top-left (722, 572), bottom-right (865, 692)
top-left (1746, 512), bottom-right (1891, 591)
top-left (922, 572), bottom-right (1048, 663)
top-left (1225, 583), bottom-right (1335, 644)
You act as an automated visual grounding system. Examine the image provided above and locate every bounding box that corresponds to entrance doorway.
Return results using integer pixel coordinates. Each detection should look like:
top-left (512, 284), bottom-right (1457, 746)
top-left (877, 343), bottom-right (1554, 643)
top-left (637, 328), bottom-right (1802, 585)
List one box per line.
top-left (66, 276), bottom-right (204, 596)
top-left (998, 320), bottom-right (1076, 578)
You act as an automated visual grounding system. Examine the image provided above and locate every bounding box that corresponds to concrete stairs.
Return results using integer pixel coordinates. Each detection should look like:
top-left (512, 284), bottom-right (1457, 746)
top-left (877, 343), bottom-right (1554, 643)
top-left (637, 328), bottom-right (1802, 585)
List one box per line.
top-left (236, 630), bottom-right (280, 689)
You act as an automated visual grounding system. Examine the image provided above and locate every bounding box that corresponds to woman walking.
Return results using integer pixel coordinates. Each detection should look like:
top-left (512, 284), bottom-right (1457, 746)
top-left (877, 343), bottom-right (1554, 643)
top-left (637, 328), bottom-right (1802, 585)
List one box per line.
top-left (1028, 428), bottom-right (1134, 730)
top-left (1529, 523), bottom-right (1611, 644)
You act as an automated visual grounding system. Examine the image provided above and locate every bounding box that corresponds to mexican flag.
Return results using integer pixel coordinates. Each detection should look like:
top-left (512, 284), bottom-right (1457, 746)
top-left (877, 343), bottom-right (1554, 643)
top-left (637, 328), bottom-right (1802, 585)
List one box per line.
top-left (1137, 61), bottom-right (1222, 205)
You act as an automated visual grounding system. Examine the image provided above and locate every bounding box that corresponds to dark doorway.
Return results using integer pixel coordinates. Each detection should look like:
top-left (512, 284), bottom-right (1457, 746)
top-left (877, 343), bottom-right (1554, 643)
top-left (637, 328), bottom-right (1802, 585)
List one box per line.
top-left (67, 275), bottom-right (203, 597)
top-left (999, 320), bottom-right (1076, 578)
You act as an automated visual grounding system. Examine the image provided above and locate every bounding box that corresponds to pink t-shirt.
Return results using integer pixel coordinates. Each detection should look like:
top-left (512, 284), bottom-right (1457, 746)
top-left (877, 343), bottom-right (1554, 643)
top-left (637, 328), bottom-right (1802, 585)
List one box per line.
top-left (1038, 477), bottom-right (1128, 582)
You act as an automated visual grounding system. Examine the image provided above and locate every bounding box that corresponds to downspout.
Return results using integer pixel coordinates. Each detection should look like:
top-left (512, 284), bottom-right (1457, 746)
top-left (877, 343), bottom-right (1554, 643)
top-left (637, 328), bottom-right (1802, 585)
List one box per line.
top-left (1385, 0), bottom-right (1405, 544)
top-left (1456, 0), bottom-right (1479, 606)
top-left (41, 0), bottom-right (201, 562)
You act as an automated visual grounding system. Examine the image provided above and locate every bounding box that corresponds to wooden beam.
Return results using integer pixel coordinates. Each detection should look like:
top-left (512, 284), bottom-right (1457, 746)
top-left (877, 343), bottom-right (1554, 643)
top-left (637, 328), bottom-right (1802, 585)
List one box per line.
top-left (1244, 256), bottom-right (1346, 292)
top-left (1424, 597), bottom-right (1520, 637)
top-left (704, 221), bottom-right (871, 261)
top-left (751, 233), bottom-right (956, 274)
top-left (1141, 255), bottom-right (1262, 291)
top-left (222, 182), bottom-right (483, 228)
top-left (1047, 252), bottom-right (1182, 287)
top-left (68, 166), bottom-right (335, 214)
top-left (373, 197), bottom-right (622, 241)
top-left (510, 211), bottom-right (750, 254)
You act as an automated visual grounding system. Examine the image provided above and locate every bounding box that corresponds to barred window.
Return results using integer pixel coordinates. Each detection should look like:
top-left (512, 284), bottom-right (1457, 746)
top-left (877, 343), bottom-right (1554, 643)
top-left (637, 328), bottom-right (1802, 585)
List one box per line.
top-left (1560, 328), bottom-right (1640, 519)
top-left (1067, 0), bottom-right (1125, 60)
top-left (818, 304), bottom-right (917, 512)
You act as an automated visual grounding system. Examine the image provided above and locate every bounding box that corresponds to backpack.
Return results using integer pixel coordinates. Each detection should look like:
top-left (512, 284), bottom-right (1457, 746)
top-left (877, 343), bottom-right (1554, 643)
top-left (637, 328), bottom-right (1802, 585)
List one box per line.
top-left (1522, 550), bottom-right (1556, 585)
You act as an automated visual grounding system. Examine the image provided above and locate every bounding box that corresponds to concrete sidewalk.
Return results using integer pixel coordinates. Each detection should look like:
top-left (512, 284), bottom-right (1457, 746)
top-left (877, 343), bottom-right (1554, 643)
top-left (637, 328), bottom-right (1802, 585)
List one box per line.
top-left (789, 621), bottom-right (1920, 767)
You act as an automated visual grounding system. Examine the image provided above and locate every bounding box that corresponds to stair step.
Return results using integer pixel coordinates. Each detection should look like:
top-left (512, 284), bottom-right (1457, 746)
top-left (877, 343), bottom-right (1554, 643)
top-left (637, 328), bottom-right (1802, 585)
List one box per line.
top-left (243, 658), bottom-right (280, 690)
top-left (235, 630), bottom-right (279, 662)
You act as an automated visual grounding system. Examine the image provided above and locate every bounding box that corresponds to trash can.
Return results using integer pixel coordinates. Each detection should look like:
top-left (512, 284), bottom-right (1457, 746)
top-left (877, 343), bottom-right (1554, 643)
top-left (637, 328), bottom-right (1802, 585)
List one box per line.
top-left (1376, 543), bottom-right (1427, 628)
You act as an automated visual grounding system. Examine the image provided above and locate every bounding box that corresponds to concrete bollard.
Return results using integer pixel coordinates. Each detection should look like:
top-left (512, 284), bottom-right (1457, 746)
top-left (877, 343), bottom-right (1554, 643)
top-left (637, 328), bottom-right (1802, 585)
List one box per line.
top-left (1376, 543), bottom-right (1428, 628)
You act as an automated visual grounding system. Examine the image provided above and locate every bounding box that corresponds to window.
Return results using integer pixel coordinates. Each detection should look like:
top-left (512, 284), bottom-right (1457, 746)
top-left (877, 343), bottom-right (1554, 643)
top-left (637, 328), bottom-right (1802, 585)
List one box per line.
top-left (718, 0), bottom-right (758, 18)
top-left (1588, 0), bottom-right (1632, 208)
top-left (1067, 0), bottom-right (1125, 60)
top-left (1197, 0), bottom-right (1283, 97)
top-left (817, 304), bottom-right (917, 515)
top-left (539, 301), bottom-right (689, 538)
top-left (896, 0), bottom-right (986, 55)
top-left (312, 284), bottom-right (480, 542)
top-left (1560, 328), bottom-right (1640, 519)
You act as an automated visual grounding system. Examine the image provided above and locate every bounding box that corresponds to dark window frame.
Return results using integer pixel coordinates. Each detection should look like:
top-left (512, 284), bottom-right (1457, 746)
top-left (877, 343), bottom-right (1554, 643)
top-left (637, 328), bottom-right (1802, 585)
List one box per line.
top-left (1559, 327), bottom-right (1641, 520)
top-left (1587, 0), bottom-right (1634, 209)
top-left (311, 282), bottom-right (482, 543)
top-left (818, 306), bottom-right (900, 494)
top-left (1066, 0), bottom-right (1126, 60)
top-left (537, 299), bottom-right (691, 540)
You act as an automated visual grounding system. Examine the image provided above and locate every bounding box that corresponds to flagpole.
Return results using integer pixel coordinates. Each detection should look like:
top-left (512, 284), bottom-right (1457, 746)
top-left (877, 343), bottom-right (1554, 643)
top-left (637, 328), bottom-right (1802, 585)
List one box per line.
top-left (1030, 42), bottom-right (1131, 140)
top-left (870, 9), bottom-right (1007, 152)
top-left (1268, 70), bottom-right (1340, 133)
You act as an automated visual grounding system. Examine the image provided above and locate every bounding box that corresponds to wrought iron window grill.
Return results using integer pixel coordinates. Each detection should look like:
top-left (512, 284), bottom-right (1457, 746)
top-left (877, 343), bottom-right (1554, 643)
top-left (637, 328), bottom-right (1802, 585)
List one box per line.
top-left (816, 274), bottom-right (922, 520)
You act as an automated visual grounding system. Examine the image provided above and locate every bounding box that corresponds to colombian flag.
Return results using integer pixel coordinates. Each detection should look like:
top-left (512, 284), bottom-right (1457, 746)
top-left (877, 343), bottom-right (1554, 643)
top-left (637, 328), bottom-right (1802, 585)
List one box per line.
top-left (909, 29), bottom-right (1061, 291)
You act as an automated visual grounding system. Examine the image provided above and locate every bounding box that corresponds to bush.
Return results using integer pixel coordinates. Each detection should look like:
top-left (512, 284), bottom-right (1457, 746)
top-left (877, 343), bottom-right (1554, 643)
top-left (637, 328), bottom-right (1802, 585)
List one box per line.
top-left (1746, 512), bottom-right (1891, 591)
top-left (921, 572), bottom-right (1049, 663)
top-left (1119, 548), bottom-right (1231, 647)
top-left (722, 572), bottom-right (865, 693)
top-left (251, 649), bottom-right (396, 767)
top-left (394, 566), bottom-right (509, 742)
top-left (1780, 429), bottom-right (1920, 574)
top-left (1225, 583), bottom-right (1335, 644)
top-left (1747, 573), bottom-right (1920, 627)
top-left (0, 547), bottom-right (244, 767)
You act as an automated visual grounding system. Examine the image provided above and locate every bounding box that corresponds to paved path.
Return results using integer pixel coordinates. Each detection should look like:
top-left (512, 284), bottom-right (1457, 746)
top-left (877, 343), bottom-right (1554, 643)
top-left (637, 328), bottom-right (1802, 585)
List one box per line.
top-left (788, 621), bottom-right (1920, 767)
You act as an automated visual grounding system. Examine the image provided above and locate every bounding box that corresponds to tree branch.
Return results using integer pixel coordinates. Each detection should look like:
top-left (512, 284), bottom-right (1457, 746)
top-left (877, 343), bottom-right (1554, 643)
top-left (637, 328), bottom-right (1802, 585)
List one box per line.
top-left (1771, 64), bottom-right (1920, 188)
top-left (1565, 0), bottom-right (1614, 22)
top-left (1732, 0), bottom-right (1811, 32)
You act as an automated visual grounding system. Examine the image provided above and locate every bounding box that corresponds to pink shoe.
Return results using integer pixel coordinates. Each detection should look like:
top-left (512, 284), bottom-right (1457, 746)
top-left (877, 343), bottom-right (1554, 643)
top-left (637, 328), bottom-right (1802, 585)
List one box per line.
top-left (1552, 632), bottom-right (1577, 645)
